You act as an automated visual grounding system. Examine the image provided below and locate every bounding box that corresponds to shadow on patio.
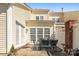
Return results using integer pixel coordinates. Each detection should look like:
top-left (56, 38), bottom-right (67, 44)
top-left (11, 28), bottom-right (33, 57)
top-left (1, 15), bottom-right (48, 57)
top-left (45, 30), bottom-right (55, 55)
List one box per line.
top-left (8, 39), bottom-right (70, 56)
top-left (12, 39), bottom-right (66, 56)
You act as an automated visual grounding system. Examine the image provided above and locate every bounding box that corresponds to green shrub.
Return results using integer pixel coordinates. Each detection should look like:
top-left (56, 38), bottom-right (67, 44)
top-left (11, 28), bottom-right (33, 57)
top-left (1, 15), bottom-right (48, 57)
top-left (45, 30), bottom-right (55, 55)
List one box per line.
top-left (8, 44), bottom-right (16, 56)
top-left (10, 45), bottom-right (15, 53)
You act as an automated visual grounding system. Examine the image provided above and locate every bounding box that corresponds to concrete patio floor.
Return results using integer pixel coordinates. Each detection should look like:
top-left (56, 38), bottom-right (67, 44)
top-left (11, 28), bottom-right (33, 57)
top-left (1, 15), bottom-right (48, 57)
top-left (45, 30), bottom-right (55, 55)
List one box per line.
top-left (15, 44), bottom-right (48, 56)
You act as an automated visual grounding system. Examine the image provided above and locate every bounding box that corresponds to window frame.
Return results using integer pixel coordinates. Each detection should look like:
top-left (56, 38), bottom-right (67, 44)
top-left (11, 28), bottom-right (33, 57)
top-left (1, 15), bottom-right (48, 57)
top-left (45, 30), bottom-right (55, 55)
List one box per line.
top-left (16, 21), bottom-right (25, 45)
top-left (36, 16), bottom-right (39, 20)
top-left (30, 28), bottom-right (36, 34)
top-left (40, 16), bottom-right (44, 20)
top-left (30, 28), bottom-right (36, 41)
top-left (36, 16), bottom-right (44, 20)
top-left (30, 27), bottom-right (50, 42)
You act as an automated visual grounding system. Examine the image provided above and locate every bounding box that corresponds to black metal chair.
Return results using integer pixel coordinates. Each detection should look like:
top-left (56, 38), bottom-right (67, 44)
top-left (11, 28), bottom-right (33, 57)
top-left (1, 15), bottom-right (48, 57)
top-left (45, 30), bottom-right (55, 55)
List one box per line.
top-left (40, 40), bottom-right (50, 50)
top-left (39, 38), bottom-right (58, 50)
top-left (50, 40), bottom-right (58, 49)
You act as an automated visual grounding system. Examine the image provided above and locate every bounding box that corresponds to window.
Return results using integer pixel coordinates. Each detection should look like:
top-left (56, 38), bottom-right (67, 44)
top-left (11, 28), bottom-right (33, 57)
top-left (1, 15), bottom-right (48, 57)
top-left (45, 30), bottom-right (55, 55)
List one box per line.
top-left (36, 16), bottom-right (39, 20)
top-left (52, 18), bottom-right (55, 23)
top-left (21, 27), bottom-right (24, 43)
top-left (52, 18), bottom-right (62, 23)
top-left (30, 35), bottom-right (36, 41)
top-left (44, 28), bottom-right (50, 34)
top-left (56, 18), bottom-right (62, 22)
top-left (44, 35), bottom-right (50, 39)
top-left (52, 17), bottom-right (62, 23)
top-left (30, 28), bottom-right (36, 41)
top-left (37, 28), bottom-right (43, 34)
top-left (40, 16), bottom-right (43, 20)
top-left (30, 28), bottom-right (50, 42)
top-left (16, 23), bottom-right (19, 45)
top-left (36, 16), bottom-right (44, 20)
top-left (37, 28), bottom-right (43, 40)
top-left (37, 35), bottom-right (43, 41)
top-left (16, 21), bottom-right (24, 45)
top-left (30, 28), bottom-right (36, 34)
top-left (44, 28), bottom-right (50, 39)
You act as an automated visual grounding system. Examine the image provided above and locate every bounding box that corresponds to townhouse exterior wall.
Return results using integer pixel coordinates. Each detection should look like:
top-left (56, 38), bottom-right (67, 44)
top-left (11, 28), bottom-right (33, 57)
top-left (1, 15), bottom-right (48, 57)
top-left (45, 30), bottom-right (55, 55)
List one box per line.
top-left (1, 3), bottom-right (79, 54)
top-left (12, 3), bottom-right (31, 48)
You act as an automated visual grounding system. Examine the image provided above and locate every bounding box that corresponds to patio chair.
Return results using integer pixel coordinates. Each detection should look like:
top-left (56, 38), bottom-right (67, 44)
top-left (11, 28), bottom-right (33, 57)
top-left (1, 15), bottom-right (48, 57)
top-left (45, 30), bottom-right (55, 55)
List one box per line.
top-left (39, 38), bottom-right (58, 50)
top-left (74, 48), bottom-right (79, 56)
top-left (50, 40), bottom-right (58, 49)
top-left (39, 39), bottom-right (50, 50)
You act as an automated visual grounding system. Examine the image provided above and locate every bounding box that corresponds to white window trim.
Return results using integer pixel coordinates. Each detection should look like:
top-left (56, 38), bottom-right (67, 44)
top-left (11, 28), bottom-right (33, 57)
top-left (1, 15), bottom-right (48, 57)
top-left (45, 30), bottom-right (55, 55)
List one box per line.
top-left (52, 16), bottom-right (60, 18)
top-left (36, 28), bottom-right (37, 42)
top-left (16, 21), bottom-right (25, 46)
top-left (30, 27), bottom-right (50, 42)
top-left (36, 16), bottom-right (44, 20)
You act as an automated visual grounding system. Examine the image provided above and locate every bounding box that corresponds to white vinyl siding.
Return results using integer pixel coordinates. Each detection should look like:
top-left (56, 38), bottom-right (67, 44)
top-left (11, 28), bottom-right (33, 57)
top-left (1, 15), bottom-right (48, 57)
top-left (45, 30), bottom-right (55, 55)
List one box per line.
top-left (0, 13), bottom-right (6, 53)
top-left (0, 4), bottom-right (8, 53)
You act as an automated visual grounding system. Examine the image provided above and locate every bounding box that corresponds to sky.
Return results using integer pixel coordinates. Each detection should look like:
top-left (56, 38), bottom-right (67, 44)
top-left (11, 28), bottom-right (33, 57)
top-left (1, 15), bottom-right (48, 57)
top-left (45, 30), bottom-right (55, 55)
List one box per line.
top-left (27, 3), bottom-right (79, 12)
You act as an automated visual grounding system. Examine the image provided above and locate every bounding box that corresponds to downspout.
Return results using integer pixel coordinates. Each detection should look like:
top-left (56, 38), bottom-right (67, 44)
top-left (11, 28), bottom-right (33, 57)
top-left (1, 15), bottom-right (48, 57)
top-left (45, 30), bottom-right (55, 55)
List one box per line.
top-left (6, 4), bottom-right (9, 55)
top-left (6, 12), bottom-right (7, 55)
top-left (6, 3), bottom-right (11, 55)
top-left (6, 3), bottom-right (13, 55)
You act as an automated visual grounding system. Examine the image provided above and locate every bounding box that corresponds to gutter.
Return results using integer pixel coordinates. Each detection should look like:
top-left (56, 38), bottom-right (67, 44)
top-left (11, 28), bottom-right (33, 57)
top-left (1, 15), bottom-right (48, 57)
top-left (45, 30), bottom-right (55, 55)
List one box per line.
top-left (23, 3), bottom-right (32, 11)
top-left (23, 3), bottom-right (32, 9)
